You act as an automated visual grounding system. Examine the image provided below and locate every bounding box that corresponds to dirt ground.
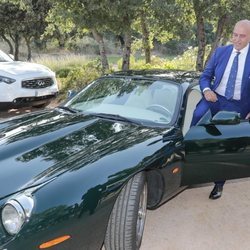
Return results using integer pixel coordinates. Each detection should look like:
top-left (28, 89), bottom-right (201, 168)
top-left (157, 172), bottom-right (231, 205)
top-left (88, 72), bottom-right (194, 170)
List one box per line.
top-left (141, 178), bottom-right (250, 250)
top-left (0, 99), bottom-right (60, 119)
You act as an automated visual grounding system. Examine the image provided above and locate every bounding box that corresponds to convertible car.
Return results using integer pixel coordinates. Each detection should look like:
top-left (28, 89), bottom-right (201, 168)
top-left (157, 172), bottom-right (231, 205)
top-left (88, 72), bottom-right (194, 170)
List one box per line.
top-left (1, 70), bottom-right (250, 250)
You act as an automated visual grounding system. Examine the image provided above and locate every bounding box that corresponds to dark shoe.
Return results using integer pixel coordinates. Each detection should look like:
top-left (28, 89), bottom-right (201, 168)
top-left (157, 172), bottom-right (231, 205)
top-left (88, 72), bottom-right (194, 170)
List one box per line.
top-left (209, 184), bottom-right (223, 200)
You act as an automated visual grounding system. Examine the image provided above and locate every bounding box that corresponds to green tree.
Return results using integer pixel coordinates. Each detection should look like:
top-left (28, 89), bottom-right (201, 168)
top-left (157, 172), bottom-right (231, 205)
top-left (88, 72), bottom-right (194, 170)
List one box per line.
top-left (151, 0), bottom-right (193, 56)
top-left (0, 0), bottom-right (51, 60)
top-left (21, 0), bottom-right (52, 60)
top-left (205, 0), bottom-right (250, 65)
top-left (0, 1), bottom-right (25, 59)
top-left (45, 6), bottom-right (78, 49)
top-left (189, 0), bottom-right (250, 70)
top-left (131, 0), bottom-right (155, 64)
top-left (47, 0), bottom-right (110, 72)
top-left (49, 0), bottom-right (145, 71)
top-left (106, 0), bottom-right (144, 70)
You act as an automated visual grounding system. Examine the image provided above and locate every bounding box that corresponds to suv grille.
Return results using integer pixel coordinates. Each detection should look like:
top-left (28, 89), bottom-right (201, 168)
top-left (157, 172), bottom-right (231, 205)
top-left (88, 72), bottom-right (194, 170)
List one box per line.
top-left (22, 78), bottom-right (54, 89)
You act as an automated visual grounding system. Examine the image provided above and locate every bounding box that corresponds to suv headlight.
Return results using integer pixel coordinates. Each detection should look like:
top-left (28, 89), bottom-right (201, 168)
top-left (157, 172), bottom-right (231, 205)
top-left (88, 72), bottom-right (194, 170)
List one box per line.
top-left (0, 75), bottom-right (16, 84)
top-left (1, 194), bottom-right (34, 235)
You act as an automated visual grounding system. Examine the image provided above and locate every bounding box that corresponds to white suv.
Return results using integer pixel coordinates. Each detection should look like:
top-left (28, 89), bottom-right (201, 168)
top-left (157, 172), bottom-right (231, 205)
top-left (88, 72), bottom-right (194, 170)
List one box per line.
top-left (0, 50), bottom-right (58, 110)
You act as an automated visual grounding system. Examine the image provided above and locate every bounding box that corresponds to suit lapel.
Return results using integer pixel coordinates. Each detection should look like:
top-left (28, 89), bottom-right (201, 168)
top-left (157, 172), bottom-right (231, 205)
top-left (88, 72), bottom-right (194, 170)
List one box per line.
top-left (241, 44), bottom-right (250, 95)
top-left (215, 46), bottom-right (233, 88)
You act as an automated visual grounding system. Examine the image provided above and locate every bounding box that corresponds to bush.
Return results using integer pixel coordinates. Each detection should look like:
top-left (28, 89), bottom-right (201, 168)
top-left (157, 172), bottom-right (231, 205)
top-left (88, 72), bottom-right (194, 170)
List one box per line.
top-left (130, 55), bottom-right (166, 70)
top-left (116, 47), bottom-right (198, 71)
top-left (164, 47), bottom-right (196, 70)
top-left (56, 67), bottom-right (72, 78)
top-left (60, 59), bottom-right (103, 93)
top-left (129, 48), bottom-right (199, 71)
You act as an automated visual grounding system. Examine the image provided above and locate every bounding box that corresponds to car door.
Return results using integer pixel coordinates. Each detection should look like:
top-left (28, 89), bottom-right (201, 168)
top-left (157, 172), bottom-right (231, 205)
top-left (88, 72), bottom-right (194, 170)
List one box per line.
top-left (181, 111), bottom-right (250, 186)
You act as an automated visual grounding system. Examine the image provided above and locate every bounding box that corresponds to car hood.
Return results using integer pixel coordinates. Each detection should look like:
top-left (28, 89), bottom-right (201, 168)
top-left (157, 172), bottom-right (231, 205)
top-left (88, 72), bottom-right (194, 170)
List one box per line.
top-left (0, 61), bottom-right (53, 76)
top-left (0, 109), bottom-right (168, 199)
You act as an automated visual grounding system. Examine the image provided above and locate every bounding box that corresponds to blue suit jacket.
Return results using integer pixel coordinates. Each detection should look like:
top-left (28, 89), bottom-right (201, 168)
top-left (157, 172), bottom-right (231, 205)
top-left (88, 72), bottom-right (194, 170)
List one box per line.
top-left (200, 43), bottom-right (250, 111)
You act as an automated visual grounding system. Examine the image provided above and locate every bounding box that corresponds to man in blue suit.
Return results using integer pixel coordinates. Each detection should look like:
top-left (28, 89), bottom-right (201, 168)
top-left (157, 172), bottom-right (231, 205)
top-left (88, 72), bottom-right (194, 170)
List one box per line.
top-left (191, 19), bottom-right (250, 199)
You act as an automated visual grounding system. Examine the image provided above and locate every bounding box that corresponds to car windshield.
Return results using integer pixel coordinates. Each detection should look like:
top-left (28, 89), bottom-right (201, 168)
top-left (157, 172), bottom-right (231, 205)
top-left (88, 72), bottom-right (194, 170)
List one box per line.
top-left (0, 50), bottom-right (13, 62)
top-left (66, 77), bottom-right (180, 126)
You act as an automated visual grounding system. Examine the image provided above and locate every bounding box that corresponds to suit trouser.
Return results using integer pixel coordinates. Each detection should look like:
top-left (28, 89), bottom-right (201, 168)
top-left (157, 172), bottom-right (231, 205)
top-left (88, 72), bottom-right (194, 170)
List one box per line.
top-left (191, 94), bottom-right (244, 126)
top-left (191, 94), bottom-right (245, 187)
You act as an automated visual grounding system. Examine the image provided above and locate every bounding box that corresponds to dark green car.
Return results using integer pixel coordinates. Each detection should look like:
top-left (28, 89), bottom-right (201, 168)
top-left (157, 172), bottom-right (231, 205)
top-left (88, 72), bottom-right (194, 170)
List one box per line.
top-left (1, 70), bottom-right (249, 250)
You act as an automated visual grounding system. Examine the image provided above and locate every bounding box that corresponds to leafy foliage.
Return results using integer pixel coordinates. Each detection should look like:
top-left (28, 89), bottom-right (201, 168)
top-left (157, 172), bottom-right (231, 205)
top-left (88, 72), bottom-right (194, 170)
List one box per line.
top-left (0, 0), bottom-right (51, 59)
top-left (59, 59), bottom-right (104, 93)
top-left (1, 0), bottom-right (250, 74)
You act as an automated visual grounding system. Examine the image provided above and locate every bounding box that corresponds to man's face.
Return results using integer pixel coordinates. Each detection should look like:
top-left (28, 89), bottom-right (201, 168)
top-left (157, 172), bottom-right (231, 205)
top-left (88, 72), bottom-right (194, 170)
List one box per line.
top-left (231, 23), bottom-right (250, 51)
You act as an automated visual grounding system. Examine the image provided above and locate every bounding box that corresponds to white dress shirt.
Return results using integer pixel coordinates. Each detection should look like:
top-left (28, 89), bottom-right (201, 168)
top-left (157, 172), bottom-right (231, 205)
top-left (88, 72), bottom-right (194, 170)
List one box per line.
top-left (215, 43), bottom-right (249, 100)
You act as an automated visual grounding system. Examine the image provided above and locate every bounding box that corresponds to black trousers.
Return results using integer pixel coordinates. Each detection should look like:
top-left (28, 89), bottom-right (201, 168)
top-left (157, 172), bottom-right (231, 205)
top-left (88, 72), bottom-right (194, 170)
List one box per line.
top-left (215, 181), bottom-right (225, 187)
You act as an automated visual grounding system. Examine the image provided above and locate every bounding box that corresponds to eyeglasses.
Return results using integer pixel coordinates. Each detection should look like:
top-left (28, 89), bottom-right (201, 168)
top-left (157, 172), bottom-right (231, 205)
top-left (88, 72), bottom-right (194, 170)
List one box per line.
top-left (232, 32), bottom-right (247, 39)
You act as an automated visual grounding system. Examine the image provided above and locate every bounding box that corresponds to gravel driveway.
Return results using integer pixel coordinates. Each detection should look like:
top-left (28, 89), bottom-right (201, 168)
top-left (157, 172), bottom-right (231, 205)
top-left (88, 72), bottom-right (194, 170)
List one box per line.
top-left (0, 107), bottom-right (41, 119)
top-left (141, 179), bottom-right (250, 250)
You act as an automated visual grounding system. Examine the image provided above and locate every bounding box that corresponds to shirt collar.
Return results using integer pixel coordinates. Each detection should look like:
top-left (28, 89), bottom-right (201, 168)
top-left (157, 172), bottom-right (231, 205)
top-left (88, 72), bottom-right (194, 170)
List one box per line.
top-left (233, 43), bottom-right (249, 55)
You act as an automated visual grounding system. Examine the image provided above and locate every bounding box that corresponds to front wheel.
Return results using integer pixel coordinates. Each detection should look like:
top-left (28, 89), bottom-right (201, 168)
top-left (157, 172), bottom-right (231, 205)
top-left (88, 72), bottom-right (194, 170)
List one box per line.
top-left (104, 172), bottom-right (147, 250)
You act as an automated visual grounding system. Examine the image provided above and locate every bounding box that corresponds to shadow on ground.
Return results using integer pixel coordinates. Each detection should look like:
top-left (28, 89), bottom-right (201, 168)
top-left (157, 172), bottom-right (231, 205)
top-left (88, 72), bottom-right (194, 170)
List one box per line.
top-left (0, 99), bottom-right (61, 119)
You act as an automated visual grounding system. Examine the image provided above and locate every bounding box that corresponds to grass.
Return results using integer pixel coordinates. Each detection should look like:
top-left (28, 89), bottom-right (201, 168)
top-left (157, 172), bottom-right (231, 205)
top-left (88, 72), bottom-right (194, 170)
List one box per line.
top-left (32, 54), bottom-right (96, 72)
top-left (32, 53), bottom-right (125, 72)
top-left (32, 53), bottom-right (178, 72)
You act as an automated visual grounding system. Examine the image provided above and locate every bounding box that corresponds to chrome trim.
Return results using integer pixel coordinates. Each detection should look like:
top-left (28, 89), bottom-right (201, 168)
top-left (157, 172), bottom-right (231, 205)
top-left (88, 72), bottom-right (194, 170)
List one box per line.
top-left (4, 200), bottom-right (25, 218)
top-left (13, 194), bottom-right (34, 219)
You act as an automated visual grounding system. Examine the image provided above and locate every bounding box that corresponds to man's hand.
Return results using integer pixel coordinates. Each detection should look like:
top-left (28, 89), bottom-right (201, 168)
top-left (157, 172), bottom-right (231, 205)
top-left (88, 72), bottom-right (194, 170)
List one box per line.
top-left (245, 113), bottom-right (250, 119)
top-left (204, 90), bottom-right (218, 102)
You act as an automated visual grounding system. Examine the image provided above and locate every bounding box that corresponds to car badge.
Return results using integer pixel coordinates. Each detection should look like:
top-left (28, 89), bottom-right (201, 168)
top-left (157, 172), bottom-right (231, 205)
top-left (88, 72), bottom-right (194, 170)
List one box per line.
top-left (37, 80), bottom-right (46, 86)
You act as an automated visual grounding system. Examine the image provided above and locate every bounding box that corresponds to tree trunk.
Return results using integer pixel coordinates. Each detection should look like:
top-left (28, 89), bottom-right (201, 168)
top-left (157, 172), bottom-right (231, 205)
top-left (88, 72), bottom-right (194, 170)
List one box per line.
top-left (91, 29), bottom-right (109, 72)
top-left (54, 26), bottom-right (66, 48)
top-left (140, 13), bottom-right (151, 64)
top-left (25, 37), bottom-right (32, 61)
top-left (195, 15), bottom-right (206, 71)
top-left (122, 30), bottom-right (132, 71)
top-left (221, 35), bottom-right (228, 46)
top-left (205, 14), bottom-right (229, 66)
top-left (13, 34), bottom-right (20, 61)
top-left (34, 39), bottom-right (47, 50)
top-left (2, 34), bottom-right (14, 55)
top-left (193, 0), bottom-right (206, 71)
top-left (117, 35), bottom-right (125, 51)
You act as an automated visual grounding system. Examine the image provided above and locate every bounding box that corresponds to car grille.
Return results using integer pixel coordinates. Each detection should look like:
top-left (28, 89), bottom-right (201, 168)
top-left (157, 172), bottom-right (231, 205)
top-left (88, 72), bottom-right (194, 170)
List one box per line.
top-left (22, 78), bottom-right (54, 89)
top-left (14, 94), bottom-right (58, 104)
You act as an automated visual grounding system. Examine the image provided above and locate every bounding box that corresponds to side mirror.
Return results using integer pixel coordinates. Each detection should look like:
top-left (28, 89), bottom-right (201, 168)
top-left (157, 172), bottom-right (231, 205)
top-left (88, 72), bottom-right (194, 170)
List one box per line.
top-left (210, 111), bottom-right (240, 125)
top-left (67, 90), bottom-right (77, 99)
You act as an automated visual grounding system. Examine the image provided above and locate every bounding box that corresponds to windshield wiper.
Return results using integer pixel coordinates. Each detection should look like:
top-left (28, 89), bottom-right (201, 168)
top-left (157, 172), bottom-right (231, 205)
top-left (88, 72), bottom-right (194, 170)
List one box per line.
top-left (56, 106), bottom-right (79, 113)
top-left (89, 113), bottom-right (142, 125)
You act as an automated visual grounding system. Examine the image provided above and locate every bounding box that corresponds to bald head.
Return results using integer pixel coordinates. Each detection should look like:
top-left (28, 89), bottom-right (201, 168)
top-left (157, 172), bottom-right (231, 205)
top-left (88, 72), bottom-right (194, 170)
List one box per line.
top-left (232, 19), bottom-right (250, 50)
top-left (235, 20), bottom-right (250, 32)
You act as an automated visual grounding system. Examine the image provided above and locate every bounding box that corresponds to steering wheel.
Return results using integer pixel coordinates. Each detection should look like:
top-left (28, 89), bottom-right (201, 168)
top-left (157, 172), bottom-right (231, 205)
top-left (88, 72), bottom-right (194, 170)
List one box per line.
top-left (146, 104), bottom-right (172, 117)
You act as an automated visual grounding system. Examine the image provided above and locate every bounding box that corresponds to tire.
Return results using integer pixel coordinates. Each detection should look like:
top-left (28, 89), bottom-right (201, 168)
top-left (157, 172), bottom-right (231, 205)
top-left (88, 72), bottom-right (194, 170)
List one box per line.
top-left (32, 101), bottom-right (50, 109)
top-left (104, 172), bottom-right (147, 250)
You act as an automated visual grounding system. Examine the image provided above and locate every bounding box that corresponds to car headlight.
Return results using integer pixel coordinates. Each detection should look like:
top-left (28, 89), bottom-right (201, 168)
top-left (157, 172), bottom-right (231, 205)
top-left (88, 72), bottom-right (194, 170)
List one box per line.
top-left (2, 201), bottom-right (25, 235)
top-left (1, 194), bottom-right (34, 235)
top-left (0, 75), bottom-right (16, 84)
